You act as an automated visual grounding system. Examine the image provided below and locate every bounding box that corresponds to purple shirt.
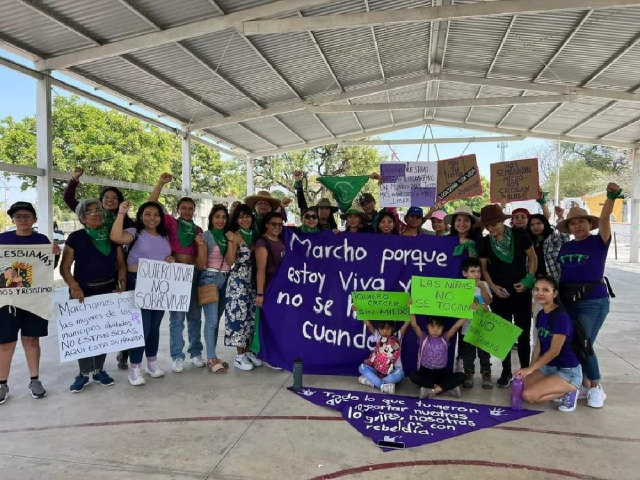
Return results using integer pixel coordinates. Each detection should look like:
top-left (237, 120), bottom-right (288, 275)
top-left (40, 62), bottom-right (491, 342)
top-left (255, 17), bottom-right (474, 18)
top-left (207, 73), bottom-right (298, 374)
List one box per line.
top-left (0, 231), bottom-right (50, 245)
top-left (66, 229), bottom-right (118, 287)
top-left (536, 309), bottom-right (580, 368)
top-left (557, 234), bottom-right (610, 300)
top-left (125, 228), bottom-right (171, 267)
top-left (418, 334), bottom-right (448, 369)
top-left (164, 214), bottom-right (202, 257)
top-left (255, 237), bottom-right (285, 291)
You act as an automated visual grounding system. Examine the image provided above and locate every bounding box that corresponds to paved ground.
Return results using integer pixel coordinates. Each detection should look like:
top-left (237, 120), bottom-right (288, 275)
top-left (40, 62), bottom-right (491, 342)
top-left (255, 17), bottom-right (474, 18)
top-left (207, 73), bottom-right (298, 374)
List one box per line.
top-left (1, 259), bottom-right (639, 480)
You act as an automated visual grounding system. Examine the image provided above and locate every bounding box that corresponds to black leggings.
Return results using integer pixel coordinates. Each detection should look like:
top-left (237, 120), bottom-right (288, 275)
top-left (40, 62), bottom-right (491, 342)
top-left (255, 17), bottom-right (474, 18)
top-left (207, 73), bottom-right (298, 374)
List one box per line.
top-left (410, 367), bottom-right (465, 392)
top-left (490, 290), bottom-right (532, 372)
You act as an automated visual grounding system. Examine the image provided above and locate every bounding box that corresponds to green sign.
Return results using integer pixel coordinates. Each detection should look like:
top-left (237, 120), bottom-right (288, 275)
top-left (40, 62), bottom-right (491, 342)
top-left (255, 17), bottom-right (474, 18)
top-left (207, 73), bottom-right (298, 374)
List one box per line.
top-left (352, 291), bottom-right (410, 321)
top-left (463, 307), bottom-right (523, 361)
top-left (409, 276), bottom-right (475, 319)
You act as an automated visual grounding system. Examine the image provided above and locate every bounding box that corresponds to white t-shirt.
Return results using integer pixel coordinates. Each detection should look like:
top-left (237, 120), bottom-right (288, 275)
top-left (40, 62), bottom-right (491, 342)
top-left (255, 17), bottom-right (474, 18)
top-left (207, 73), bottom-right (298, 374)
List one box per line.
top-left (462, 281), bottom-right (492, 335)
top-left (368, 330), bottom-right (403, 372)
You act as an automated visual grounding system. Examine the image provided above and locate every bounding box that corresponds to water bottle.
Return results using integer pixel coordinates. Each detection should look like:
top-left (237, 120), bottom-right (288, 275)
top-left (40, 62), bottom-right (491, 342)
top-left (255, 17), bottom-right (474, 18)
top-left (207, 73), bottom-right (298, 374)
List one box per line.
top-left (510, 376), bottom-right (524, 410)
top-left (292, 357), bottom-right (303, 392)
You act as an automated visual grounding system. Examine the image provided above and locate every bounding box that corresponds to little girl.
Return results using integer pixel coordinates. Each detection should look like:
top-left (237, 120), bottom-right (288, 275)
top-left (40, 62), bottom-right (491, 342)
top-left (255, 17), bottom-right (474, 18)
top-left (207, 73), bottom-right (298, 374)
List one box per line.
top-left (409, 307), bottom-right (466, 399)
top-left (356, 311), bottom-right (410, 394)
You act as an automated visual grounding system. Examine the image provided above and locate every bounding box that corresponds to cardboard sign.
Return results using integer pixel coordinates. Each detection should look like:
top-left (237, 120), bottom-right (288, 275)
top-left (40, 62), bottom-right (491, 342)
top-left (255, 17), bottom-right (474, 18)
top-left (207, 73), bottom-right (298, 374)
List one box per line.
top-left (352, 291), bottom-right (410, 321)
top-left (55, 292), bottom-right (145, 362)
top-left (134, 259), bottom-right (194, 312)
top-left (409, 276), bottom-right (475, 319)
top-left (463, 307), bottom-right (523, 360)
top-left (379, 162), bottom-right (437, 207)
top-left (0, 244), bottom-right (54, 320)
top-left (490, 158), bottom-right (539, 202)
top-left (436, 154), bottom-right (483, 202)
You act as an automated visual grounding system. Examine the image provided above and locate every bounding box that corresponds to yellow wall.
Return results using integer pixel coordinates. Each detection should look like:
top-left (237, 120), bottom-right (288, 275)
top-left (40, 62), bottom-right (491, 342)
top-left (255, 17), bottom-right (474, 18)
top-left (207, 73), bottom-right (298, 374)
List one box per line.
top-left (581, 192), bottom-right (624, 222)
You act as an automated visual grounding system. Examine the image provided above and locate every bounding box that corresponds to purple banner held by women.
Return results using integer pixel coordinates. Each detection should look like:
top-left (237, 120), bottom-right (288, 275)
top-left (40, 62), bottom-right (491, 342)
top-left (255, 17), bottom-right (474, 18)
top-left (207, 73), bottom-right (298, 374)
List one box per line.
top-left (258, 230), bottom-right (464, 375)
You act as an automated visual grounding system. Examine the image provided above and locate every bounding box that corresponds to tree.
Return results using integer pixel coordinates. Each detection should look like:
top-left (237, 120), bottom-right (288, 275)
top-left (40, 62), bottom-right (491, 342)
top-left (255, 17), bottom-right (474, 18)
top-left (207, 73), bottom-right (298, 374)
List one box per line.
top-left (0, 211), bottom-right (11, 232)
top-left (546, 159), bottom-right (605, 198)
top-left (444, 176), bottom-right (491, 214)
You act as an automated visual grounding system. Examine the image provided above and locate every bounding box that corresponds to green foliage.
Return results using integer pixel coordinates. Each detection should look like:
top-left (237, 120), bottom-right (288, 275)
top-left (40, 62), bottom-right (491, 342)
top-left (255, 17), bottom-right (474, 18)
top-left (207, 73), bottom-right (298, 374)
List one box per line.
top-left (444, 176), bottom-right (491, 214)
top-left (0, 211), bottom-right (11, 232)
top-left (546, 159), bottom-right (606, 198)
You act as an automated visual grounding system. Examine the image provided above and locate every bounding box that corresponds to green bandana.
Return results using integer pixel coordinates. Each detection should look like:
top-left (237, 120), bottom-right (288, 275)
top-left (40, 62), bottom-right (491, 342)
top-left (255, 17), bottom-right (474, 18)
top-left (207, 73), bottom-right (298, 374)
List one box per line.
top-left (102, 210), bottom-right (116, 231)
top-left (319, 223), bottom-right (332, 231)
top-left (177, 218), bottom-right (197, 248)
top-left (489, 226), bottom-right (515, 264)
top-left (85, 226), bottom-right (111, 256)
top-left (240, 228), bottom-right (254, 246)
top-left (453, 239), bottom-right (478, 257)
top-left (301, 225), bottom-right (319, 234)
top-left (210, 228), bottom-right (228, 257)
top-left (534, 235), bottom-right (544, 247)
top-left (317, 175), bottom-right (370, 212)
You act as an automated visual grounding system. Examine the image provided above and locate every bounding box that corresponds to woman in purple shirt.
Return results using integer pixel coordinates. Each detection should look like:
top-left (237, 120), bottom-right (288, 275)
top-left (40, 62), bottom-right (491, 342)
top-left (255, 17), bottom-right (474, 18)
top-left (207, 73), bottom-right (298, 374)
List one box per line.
top-left (555, 182), bottom-right (622, 409)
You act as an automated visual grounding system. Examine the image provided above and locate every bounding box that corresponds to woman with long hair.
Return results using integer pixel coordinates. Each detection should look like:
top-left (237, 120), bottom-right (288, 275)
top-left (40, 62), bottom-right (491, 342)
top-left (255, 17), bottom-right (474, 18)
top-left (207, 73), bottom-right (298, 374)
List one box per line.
top-left (375, 209), bottom-right (399, 235)
top-left (255, 211), bottom-right (286, 310)
top-left (445, 206), bottom-right (481, 256)
top-left (527, 214), bottom-right (569, 282)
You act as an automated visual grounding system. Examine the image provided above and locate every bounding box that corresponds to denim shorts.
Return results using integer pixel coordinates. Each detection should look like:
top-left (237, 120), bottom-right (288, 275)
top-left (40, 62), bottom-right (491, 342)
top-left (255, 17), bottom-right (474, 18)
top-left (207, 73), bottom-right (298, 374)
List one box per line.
top-left (540, 364), bottom-right (583, 389)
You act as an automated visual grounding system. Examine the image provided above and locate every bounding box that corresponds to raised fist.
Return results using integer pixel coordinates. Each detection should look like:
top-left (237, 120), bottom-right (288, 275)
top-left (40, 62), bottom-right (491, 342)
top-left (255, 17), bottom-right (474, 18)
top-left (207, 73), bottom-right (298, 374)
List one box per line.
top-left (159, 173), bottom-right (173, 185)
top-left (119, 201), bottom-right (132, 215)
top-left (72, 167), bottom-right (84, 181)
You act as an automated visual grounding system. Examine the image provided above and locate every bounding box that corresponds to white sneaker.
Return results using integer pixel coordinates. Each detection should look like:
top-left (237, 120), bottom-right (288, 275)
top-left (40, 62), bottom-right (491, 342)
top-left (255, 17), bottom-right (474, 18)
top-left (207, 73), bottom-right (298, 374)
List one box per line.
top-left (587, 385), bottom-right (607, 408)
top-left (171, 358), bottom-right (184, 373)
top-left (578, 385), bottom-right (589, 400)
top-left (192, 355), bottom-right (206, 368)
top-left (234, 354), bottom-right (254, 371)
top-left (358, 375), bottom-right (374, 387)
top-left (245, 352), bottom-right (263, 367)
top-left (146, 361), bottom-right (165, 378)
top-left (381, 383), bottom-right (395, 394)
top-left (128, 365), bottom-right (146, 386)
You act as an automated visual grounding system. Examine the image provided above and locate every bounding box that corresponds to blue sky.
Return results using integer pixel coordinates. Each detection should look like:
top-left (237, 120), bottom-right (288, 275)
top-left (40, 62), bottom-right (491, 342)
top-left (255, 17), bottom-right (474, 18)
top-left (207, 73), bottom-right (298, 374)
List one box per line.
top-left (0, 47), bottom-right (547, 206)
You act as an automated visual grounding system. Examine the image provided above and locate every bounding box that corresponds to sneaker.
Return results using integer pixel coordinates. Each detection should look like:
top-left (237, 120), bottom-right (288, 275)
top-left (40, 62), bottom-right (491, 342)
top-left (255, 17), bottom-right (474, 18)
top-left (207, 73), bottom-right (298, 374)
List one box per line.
top-left (442, 386), bottom-right (462, 398)
top-left (481, 372), bottom-right (493, 390)
top-left (587, 385), bottom-right (607, 408)
top-left (496, 371), bottom-right (513, 389)
top-left (146, 360), bottom-right (165, 378)
top-left (0, 384), bottom-right (8, 404)
top-left (381, 383), bottom-right (395, 394)
top-left (234, 354), bottom-right (254, 371)
top-left (454, 358), bottom-right (464, 373)
top-left (578, 385), bottom-right (590, 400)
top-left (265, 363), bottom-right (283, 370)
top-left (69, 374), bottom-right (89, 393)
top-left (116, 351), bottom-right (128, 370)
top-left (171, 358), bottom-right (184, 373)
top-left (92, 371), bottom-right (115, 387)
top-left (29, 379), bottom-right (47, 399)
top-left (192, 355), bottom-right (206, 368)
top-left (558, 390), bottom-right (578, 412)
top-left (358, 375), bottom-right (374, 387)
top-left (245, 352), bottom-right (263, 367)
top-left (419, 387), bottom-right (436, 399)
top-left (128, 365), bottom-right (146, 386)
top-left (463, 373), bottom-right (474, 389)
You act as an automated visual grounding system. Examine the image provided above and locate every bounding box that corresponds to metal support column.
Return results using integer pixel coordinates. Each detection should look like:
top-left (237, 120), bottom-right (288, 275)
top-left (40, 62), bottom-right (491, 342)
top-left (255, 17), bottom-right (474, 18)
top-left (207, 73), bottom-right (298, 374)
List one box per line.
top-left (246, 158), bottom-right (254, 196)
top-left (36, 71), bottom-right (53, 239)
top-left (181, 131), bottom-right (192, 196)
top-left (630, 147), bottom-right (640, 263)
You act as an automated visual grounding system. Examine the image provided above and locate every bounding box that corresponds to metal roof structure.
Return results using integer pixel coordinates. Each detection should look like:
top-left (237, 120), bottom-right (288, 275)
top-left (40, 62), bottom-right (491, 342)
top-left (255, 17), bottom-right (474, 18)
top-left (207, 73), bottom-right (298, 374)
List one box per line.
top-left (3, 0), bottom-right (640, 158)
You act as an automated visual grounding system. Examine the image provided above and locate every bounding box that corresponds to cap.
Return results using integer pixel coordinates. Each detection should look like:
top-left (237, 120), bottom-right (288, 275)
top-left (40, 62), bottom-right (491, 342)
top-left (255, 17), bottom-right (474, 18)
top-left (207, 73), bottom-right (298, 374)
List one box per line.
top-left (358, 193), bottom-right (375, 205)
top-left (430, 210), bottom-right (447, 221)
top-left (7, 201), bottom-right (36, 218)
top-left (406, 206), bottom-right (424, 217)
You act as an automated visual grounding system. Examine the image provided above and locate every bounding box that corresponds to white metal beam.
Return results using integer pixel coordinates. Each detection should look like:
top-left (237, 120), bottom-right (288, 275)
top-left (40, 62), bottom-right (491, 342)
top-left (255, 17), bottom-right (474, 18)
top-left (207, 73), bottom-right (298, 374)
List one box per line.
top-left (0, 162), bottom-right (44, 177)
top-left (530, 103), bottom-right (566, 131)
top-left (191, 134), bottom-right (247, 159)
top-left (36, 0), bottom-right (338, 70)
top-left (182, 132), bottom-right (192, 195)
top-left (242, 0), bottom-right (640, 35)
top-left (600, 116), bottom-right (640, 138)
top-left (581, 30), bottom-right (640, 86)
top-left (630, 147), bottom-right (640, 263)
top-left (308, 94), bottom-right (573, 112)
top-left (563, 102), bottom-right (616, 135)
top-left (340, 135), bottom-right (524, 146)
top-left (36, 70), bottom-right (53, 239)
top-left (364, 0), bottom-right (393, 125)
top-left (246, 158), bottom-right (255, 196)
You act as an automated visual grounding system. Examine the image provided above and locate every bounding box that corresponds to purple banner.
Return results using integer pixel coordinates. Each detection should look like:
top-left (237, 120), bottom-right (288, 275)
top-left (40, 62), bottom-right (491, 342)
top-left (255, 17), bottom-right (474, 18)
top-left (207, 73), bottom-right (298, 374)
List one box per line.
top-left (259, 231), bottom-right (464, 375)
top-left (380, 163), bottom-right (406, 183)
top-left (292, 387), bottom-right (541, 450)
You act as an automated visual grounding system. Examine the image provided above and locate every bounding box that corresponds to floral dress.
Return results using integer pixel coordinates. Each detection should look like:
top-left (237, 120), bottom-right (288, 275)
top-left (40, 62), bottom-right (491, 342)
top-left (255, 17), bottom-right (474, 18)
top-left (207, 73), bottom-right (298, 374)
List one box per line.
top-left (224, 243), bottom-right (256, 348)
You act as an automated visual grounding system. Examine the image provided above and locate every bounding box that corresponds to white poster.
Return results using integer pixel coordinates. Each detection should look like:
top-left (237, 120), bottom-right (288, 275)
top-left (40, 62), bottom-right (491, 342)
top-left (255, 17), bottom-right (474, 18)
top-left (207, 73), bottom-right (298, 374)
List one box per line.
top-left (379, 162), bottom-right (438, 208)
top-left (134, 258), bottom-right (194, 312)
top-left (55, 292), bottom-right (144, 362)
top-left (0, 244), bottom-right (54, 319)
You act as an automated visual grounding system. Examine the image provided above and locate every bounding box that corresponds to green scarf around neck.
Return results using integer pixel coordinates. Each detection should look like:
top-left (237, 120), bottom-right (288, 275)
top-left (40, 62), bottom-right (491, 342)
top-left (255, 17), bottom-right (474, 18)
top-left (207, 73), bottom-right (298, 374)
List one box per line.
top-left (177, 218), bottom-right (197, 248)
top-left (453, 239), bottom-right (478, 257)
top-left (301, 225), bottom-right (319, 234)
top-left (85, 225), bottom-right (111, 256)
top-left (240, 228), bottom-right (254, 246)
top-left (210, 228), bottom-right (228, 256)
top-left (102, 210), bottom-right (116, 231)
top-left (489, 226), bottom-right (515, 264)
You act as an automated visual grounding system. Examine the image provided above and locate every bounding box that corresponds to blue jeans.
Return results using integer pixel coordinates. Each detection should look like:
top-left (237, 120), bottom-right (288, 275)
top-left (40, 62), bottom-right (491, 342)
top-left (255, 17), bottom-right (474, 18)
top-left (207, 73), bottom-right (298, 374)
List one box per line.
top-left (127, 272), bottom-right (164, 364)
top-left (359, 363), bottom-right (405, 389)
top-left (169, 268), bottom-right (203, 360)
top-left (540, 364), bottom-right (583, 389)
top-left (564, 297), bottom-right (610, 383)
top-left (200, 270), bottom-right (229, 360)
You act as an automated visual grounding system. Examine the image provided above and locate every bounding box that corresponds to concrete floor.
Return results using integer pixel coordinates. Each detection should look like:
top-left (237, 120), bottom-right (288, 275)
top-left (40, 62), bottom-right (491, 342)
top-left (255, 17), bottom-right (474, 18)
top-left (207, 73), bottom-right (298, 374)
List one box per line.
top-left (1, 259), bottom-right (639, 480)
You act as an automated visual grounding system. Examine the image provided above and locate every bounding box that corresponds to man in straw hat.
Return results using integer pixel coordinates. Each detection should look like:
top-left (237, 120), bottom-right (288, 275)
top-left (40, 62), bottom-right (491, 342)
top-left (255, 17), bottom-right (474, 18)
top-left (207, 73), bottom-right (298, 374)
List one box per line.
top-left (244, 190), bottom-right (291, 230)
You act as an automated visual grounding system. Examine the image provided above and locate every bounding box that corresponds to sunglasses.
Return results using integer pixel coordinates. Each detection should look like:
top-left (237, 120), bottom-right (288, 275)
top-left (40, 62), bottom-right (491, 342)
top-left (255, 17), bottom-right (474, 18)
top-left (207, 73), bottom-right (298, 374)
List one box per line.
top-left (268, 222), bottom-right (284, 228)
top-left (303, 214), bottom-right (318, 220)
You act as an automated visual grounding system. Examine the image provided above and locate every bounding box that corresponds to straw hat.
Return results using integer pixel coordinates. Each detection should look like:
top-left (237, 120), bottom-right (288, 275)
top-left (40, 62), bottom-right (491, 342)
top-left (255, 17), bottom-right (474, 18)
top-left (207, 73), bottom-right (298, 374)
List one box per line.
top-left (314, 197), bottom-right (339, 214)
top-left (556, 207), bottom-right (599, 234)
top-left (244, 190), bottom-right (281, 211)
top-left (340, 205), bottom-right (367, 221)
top-left (478, 204), bottom-right (511, 227)
top-left (444, 205), bottom-right (480, 225)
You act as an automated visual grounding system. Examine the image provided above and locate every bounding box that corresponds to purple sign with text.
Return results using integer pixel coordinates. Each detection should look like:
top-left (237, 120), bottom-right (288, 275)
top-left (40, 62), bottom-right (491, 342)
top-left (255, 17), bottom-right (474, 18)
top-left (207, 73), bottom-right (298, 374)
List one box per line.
top-left (292, 387), bottom-right (541, 450)
top-left (258, 231), bottom-right (464, 375)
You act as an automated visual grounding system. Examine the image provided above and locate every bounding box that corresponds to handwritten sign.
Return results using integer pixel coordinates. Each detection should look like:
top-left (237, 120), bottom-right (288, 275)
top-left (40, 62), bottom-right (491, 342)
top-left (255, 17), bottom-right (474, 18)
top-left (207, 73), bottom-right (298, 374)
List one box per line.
top-left (490, 158), bottom-right (539, 202)
top-left (352, 291), bottom-right (410, 321)
top-left (463, 308), bottom-right (523, 360)
top-left (436, 154), bottom-right (483, 202)
top-left (379, 162), bottom-right (437, 207)
top-left (55, 292), bottom-right (144, 362)
top-left (0, 245), bottom-right (54, 320)
top-left (134, 259), bottom-right (194, 312)
top-left (410, 276), bottom-right (475, 319)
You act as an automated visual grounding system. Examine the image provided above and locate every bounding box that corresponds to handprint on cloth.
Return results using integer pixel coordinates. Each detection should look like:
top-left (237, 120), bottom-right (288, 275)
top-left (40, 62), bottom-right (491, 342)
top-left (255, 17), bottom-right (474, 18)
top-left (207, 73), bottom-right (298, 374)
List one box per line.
top-left (489, 407), bottom-right (507, 417)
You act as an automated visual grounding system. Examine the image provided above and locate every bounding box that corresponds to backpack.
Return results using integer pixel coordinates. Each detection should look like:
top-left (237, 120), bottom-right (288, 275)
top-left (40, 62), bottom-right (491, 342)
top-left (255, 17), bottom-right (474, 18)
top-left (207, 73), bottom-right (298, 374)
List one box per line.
top-left (538, 307), bottom-right (593, 364)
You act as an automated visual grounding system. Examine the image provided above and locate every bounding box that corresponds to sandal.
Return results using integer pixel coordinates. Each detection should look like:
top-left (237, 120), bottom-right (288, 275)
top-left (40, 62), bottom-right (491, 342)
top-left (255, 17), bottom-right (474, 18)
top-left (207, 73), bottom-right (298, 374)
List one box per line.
top-left (208, 359), bottom-right (227, 373)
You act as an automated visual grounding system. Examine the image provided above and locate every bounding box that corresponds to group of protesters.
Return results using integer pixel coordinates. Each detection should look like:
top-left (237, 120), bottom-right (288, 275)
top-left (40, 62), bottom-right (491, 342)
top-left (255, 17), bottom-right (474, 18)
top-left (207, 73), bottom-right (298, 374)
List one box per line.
top-left (0, 167), bottom-right (622, 415)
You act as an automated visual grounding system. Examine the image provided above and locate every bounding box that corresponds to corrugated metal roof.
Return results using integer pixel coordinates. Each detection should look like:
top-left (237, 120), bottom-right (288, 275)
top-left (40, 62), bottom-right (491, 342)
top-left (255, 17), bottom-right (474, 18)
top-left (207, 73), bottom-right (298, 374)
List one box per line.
top-left (1, 0), bottom-right (640, 153)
